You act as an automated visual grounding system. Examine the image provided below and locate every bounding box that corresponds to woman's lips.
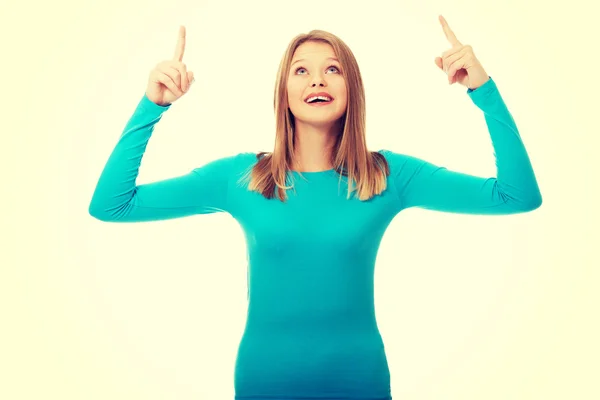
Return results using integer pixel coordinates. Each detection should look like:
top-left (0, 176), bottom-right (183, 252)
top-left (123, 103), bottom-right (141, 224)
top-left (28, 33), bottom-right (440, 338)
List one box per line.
top-left (306, 100), bottom-right (334, 107)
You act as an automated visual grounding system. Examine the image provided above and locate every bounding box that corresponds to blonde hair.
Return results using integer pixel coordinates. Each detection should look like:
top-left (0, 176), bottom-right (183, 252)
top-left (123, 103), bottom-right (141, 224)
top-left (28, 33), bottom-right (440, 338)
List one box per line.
top-left (240, 29), bottom-right (390, 202)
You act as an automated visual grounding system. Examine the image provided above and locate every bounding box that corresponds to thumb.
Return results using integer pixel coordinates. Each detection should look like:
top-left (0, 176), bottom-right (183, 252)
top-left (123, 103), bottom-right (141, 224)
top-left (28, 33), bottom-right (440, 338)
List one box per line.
top-left (434, 56), bottom-right (443, 71)
top-left (187, 71), bottom-right (195, 84)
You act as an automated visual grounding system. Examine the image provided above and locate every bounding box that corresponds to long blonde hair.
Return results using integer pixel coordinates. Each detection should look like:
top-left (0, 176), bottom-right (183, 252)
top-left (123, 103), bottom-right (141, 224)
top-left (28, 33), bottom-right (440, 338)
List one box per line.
top-left (240, 29), bottom-right (390, 202)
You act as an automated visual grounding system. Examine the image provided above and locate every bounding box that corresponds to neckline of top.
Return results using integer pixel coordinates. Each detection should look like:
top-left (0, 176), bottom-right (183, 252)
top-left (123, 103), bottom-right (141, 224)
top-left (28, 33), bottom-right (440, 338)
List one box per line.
top-left (290, 168), bottom-right (335, 174)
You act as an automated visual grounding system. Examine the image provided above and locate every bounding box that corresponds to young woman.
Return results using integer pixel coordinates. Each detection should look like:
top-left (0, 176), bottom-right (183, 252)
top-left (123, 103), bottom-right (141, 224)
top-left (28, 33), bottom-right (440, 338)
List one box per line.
top-left (89, 15), bottom-right (541, 400)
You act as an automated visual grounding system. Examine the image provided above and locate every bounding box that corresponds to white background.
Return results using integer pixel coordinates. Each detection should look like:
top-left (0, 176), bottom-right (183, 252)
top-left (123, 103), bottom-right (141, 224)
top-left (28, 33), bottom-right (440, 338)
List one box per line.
top-left (2, 0), bottom-right (598, 399)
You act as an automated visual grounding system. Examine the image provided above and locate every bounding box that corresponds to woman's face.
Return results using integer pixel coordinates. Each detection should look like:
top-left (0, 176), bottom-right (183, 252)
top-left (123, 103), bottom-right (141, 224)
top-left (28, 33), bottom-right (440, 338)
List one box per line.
top-left (287, 41), bottom-right (347, 127)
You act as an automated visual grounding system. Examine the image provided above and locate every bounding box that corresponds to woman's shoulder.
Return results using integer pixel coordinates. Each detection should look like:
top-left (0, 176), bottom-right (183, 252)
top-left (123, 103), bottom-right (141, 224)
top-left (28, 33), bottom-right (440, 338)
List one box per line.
top-left (375, 149), bottom-right (431, 178)
top-left (375, 148), bottom-right (404, 167)
top-left (225, 151), bottom-right (263, 178)
top-left (191, 151), bottom-right (259, 178)
top-left (376, 149), bottom-right (423, 166)
top-left (233, 151), bottom-right (262, 167)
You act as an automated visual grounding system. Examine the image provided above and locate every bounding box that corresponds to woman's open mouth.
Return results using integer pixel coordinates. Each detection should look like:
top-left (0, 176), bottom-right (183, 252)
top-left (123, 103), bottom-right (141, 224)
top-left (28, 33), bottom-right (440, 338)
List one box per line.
top-left (304, 94), bottom-right (334, 107)
top-left (306, 100), bottom-right (333, 106)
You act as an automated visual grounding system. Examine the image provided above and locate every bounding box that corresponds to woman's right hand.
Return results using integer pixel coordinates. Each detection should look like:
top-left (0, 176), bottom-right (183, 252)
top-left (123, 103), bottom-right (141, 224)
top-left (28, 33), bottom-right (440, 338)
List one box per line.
top-left (146, 26), bottom-right (195, 106)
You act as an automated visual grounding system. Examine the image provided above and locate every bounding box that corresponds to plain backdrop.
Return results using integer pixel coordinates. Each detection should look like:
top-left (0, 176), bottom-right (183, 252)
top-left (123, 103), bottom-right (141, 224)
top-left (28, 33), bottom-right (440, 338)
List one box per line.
top-left (1, 0), bottom-right (598, 399)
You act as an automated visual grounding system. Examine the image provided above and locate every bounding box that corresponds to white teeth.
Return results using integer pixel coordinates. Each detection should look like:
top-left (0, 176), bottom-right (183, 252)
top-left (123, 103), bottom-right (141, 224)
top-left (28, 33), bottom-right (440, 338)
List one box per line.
top-left (306, 95), bottom-right (332, 103)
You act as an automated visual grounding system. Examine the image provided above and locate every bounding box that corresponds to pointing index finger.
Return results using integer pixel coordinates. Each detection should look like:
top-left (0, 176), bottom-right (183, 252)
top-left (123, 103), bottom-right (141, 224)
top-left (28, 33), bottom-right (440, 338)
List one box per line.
top-left (173, 25), bottom-right (186, 61)
top-left (439, 15), bottom-right (462, 47)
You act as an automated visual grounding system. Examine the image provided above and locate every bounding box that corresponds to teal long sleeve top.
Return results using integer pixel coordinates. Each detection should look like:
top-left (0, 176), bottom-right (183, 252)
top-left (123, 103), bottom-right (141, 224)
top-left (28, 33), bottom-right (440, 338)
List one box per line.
top-left (89, 77), bottom-right (541, 400)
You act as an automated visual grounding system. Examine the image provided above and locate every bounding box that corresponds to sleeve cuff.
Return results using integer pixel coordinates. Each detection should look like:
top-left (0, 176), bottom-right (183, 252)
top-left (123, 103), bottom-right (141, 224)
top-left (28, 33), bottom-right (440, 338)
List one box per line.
top-left (137, 93), bottom-right (172, 115)
top-left (466, 76), bottom-right (505, 109)
top-left (466, 76), bottom-right (496, 96)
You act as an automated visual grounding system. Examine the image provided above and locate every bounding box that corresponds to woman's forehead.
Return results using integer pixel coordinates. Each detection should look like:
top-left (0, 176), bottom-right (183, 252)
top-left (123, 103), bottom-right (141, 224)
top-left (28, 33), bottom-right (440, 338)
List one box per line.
top-left (292, 42), bottom-right (336, 60)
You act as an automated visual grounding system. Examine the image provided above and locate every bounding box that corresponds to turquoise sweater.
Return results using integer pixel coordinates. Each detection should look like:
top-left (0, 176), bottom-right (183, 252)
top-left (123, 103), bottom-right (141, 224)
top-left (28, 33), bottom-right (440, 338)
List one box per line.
top-left (89, 77), bottom-right (541, 400)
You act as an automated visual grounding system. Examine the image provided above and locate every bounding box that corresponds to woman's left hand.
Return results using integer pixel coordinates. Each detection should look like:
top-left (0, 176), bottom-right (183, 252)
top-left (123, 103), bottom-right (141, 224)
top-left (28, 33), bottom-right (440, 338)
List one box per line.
top-left (434, 15), bottom-right (490, 90)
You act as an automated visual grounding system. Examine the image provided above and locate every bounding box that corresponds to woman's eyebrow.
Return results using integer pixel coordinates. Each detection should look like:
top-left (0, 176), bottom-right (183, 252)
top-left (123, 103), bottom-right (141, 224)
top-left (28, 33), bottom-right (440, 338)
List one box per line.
top-left (291, 57), bottom-right (340, 66)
